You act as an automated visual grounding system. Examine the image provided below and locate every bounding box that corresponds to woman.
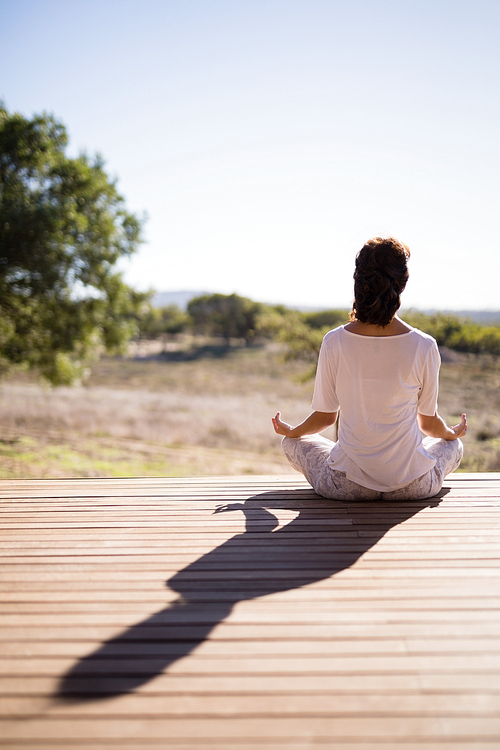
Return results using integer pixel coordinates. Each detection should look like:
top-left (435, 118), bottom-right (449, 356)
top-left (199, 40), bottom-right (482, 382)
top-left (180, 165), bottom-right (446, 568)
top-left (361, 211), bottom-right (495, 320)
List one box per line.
top-left (272, 237), bottom-right (467, 500)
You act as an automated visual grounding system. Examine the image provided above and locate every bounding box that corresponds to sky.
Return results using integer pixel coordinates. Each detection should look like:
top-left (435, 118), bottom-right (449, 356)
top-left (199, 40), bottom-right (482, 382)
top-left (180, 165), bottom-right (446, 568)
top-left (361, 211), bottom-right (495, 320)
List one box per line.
top-left (1, 0), bottom-right (499, 311)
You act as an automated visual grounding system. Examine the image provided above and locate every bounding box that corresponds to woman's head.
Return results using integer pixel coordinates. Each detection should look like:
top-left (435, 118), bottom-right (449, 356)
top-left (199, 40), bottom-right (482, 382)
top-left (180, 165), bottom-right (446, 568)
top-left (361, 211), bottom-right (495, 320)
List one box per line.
top-left (350, 237), bottom-right (410, 327)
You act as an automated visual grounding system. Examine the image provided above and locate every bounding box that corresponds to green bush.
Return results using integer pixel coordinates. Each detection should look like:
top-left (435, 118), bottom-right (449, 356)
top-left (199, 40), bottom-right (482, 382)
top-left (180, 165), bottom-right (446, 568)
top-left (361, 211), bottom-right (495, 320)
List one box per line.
top-left (404, 311), bottom-right (500, 355)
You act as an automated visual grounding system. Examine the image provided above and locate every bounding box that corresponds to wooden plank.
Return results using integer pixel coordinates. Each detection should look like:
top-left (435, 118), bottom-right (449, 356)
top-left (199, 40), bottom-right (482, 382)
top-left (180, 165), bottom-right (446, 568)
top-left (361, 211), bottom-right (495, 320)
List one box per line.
top-left (2, 745), bottom-right (500, 750)
top-left (2, 744), bottom-right (500, 750)
top-left (3, 636), bottom-right (500, 658)
top-left (2, 621), bottom-right (500, 639)
top-left (2, 597), bottom-right (499, 615)
top-left (1, 566), bottom-right (500, 580)
top-left (3, 610), bottom-right (500, 626)
top-left (3, 653), bottom-right (500, 676)
top-left (2, 715), bottom-right (500, 741)
top-left (0, 590), bottom-right (498, 605)
top-left (2, 692), bottom-right (500, 716)
top-left (2, 671), bottom-right (500, 696)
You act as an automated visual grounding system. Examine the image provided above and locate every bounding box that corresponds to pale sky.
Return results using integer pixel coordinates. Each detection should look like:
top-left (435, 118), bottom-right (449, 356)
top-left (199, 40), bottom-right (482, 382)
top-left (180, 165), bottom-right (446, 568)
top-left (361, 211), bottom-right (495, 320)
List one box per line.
top-left (1, 0), bottom-right (499, 310)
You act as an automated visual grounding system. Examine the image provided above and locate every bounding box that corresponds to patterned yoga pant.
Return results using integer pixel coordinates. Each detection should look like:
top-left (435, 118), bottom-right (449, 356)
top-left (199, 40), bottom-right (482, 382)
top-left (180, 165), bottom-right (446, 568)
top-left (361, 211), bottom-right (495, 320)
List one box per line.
top-left (282, 435), bottom-right (464, 501)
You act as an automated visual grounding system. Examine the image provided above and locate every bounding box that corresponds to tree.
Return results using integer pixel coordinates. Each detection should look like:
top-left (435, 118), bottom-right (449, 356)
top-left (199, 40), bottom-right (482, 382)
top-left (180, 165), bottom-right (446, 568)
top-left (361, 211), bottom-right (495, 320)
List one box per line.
top-left (136, 304), bottom-right (190, 338)
top-left (0, 105), bottom-right (146, 384)
top-left (187, 293), bottom-right (263, 344)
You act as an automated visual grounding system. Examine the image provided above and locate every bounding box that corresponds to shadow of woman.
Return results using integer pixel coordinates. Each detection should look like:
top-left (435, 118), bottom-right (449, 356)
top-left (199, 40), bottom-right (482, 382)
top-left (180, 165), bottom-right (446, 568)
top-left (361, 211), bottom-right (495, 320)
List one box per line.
top-left (56, 488), bottom-right (445, 701)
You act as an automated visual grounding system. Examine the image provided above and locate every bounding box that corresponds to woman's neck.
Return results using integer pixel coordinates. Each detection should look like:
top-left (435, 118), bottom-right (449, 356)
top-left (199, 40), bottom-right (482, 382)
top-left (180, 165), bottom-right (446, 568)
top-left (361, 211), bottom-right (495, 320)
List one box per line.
top-left (344, 316), bottom-right (411, 337)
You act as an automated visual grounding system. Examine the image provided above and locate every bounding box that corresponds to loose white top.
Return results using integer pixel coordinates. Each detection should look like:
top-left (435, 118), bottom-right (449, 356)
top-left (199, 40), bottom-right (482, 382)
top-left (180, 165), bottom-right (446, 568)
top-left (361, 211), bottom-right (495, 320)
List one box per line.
top-left (311, 325), bottom-right (440, 492)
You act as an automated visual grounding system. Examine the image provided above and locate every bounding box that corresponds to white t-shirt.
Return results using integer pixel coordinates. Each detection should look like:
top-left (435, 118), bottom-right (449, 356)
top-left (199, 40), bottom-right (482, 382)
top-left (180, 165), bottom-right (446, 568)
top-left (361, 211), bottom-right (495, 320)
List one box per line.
top-left (311, 325), bottom-right (440, 492)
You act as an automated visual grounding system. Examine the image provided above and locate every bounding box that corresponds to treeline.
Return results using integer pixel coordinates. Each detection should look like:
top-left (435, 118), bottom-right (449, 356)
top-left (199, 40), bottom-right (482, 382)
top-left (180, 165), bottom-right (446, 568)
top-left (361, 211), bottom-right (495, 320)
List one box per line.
top-left (136, 293), bottom-right (500, 358)
top-left (137, 292), bottom-right (347, 353)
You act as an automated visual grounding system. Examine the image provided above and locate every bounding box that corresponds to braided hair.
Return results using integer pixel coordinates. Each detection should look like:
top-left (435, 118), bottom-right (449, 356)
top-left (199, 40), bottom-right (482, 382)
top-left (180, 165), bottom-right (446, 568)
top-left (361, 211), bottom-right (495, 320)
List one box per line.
top-left (350, 237), bottom-right (410, 327)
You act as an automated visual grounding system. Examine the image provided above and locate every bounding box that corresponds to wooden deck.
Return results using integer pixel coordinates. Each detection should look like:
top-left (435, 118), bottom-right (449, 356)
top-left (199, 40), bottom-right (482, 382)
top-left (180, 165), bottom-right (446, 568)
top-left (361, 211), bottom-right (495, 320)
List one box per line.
top-left (0, 473), bottom-right (500, 749)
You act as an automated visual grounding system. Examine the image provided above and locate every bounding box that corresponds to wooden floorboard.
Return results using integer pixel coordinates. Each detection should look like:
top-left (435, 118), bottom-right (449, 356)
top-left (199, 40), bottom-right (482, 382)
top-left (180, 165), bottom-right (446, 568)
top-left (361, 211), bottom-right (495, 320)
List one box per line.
top-left (0, 472), bottom-right (499, 748)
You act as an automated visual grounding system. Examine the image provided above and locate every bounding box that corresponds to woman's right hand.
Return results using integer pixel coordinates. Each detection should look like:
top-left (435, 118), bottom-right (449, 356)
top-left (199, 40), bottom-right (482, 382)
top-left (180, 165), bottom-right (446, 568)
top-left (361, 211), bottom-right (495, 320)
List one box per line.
top-left (451, 413), bottom-right (467, 439)
top-left (272, 411), bottom-right (294, 437)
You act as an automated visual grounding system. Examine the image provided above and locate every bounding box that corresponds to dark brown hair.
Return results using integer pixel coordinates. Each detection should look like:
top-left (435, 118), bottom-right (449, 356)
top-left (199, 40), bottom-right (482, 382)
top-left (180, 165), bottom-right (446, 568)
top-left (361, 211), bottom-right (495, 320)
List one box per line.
top-left (350, 237), bottom-right (410, 327)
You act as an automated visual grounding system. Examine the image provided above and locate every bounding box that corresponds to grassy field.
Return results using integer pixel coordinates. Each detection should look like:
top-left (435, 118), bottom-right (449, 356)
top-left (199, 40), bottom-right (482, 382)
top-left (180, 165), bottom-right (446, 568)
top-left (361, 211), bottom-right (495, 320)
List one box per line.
top-left (0, 337), bottom-right (498, 478)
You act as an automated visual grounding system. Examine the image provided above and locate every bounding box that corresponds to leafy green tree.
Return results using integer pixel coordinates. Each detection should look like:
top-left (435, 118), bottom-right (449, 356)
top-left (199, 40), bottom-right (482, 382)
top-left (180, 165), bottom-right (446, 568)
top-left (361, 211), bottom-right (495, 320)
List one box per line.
top-left (279, 316), bottom-right (325, 363)
top-left (187, 293), bottom-right (263, 344)
top-left (253, 303), bottom-right (297, 340)
top-left (136, 304), bottom-right (190, 338)
top-left (0, 105), bottom-right (146, 384)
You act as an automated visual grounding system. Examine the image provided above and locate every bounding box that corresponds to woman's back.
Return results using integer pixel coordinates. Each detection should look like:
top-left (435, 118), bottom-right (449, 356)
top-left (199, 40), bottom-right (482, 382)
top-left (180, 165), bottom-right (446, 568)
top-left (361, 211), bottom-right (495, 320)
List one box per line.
top-left (311, 325), bottom-right (440, 491)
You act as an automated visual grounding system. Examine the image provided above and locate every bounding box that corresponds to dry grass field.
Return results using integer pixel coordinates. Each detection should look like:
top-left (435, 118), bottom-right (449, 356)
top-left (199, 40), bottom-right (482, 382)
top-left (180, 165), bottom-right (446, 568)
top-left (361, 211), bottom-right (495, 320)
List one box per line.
top-left (0, 337), bottom-right (499, 478)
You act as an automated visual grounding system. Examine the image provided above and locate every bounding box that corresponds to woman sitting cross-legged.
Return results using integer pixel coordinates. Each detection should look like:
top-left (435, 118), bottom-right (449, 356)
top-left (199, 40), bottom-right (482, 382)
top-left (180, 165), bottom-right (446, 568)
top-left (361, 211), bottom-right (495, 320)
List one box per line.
top-left (272, 236), bottom-right (467, 501)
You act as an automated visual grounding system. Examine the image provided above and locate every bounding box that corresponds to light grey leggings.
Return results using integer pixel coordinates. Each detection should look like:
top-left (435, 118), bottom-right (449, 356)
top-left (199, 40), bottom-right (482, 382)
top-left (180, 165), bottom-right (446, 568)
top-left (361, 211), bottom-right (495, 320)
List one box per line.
top-left (282, 435), bottom-right (464, 500)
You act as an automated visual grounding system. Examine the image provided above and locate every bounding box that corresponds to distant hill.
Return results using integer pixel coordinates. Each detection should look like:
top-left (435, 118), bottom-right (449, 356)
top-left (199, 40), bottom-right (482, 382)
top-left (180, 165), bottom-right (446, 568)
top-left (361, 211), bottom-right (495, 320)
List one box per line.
top-left (402, 309), bottom-right (500, 325)
top-left (151, 291), bottom-right (211, 310)
top-left (457, 310), bottom-right (500, 325)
